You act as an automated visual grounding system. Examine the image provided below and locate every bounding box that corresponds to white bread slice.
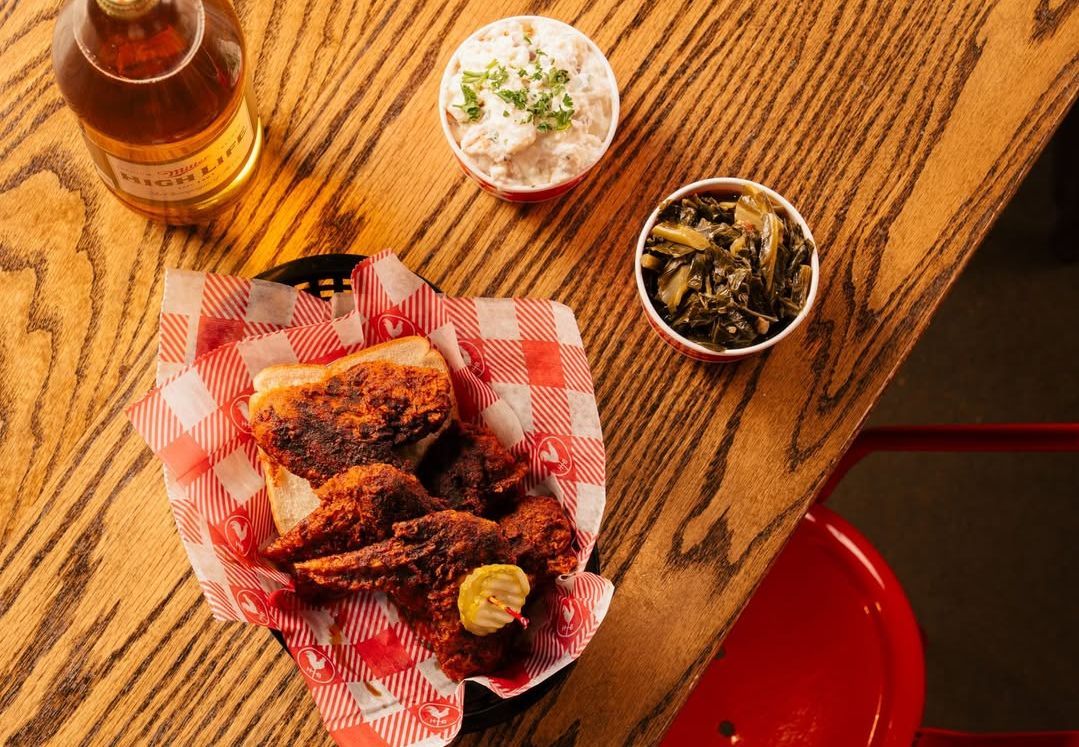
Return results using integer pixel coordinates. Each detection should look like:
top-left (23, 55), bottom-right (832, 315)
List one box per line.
top-left (251, 336), bottom-right (456, 534)
top-left (250, 336), bottom-right (449, 399)
top-left (261, 451), bottom-right (321, 536)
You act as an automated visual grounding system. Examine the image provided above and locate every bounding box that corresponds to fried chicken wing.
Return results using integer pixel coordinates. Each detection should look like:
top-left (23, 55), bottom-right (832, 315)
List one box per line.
top-left (262, 464), bottom-right (446, 564)
top-left (293, 510), bottom-right (515, 680)
top-left (499, 495), bottom-right (578, 585)
top-left (417, 422), bottom-right (527, 517)
top-left (250, 360), bottom-right (452, 486)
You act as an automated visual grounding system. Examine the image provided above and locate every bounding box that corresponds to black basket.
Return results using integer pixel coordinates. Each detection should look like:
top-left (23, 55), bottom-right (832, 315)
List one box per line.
top-left (255, 253), bottom-right (599, 734)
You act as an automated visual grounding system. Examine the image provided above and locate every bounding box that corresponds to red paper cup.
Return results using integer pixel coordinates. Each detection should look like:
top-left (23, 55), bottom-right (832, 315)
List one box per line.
top-left (438, 16), bottom-right (619, 203)
top-left (634, 178), bottom-right (820, 362)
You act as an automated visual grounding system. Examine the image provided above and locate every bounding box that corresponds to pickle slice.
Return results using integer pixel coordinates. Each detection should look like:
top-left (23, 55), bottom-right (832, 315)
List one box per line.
top-left (458, 564), bottom-right (530, 636)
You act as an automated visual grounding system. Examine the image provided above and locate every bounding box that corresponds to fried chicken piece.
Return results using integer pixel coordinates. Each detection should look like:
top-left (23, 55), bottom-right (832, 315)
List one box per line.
top-left (499, 495), bottom-right (578, 585)
top-left (262, 464), bottom-right (446, 564)
top-left (250, 360), bottom-right (452, 486)
top-left (293, 510), bottom-right (515, 680)
top-left (417, 421), bottom-right (527, 517)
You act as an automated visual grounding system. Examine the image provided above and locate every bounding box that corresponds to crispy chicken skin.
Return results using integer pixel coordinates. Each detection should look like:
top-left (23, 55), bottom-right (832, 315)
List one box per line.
top-left (262, 464), bottom-right (446, 564)
top-left (293, 510), bottom-right (515, 680)
top-left (417, 422), bottom-right (527, 517)
top-left (499, 495), bottom-right (578, 585)
top-left (250, 360), bottom-right (452, 486)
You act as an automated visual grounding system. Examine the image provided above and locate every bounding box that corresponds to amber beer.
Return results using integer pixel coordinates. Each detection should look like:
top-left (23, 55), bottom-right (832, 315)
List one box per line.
top-left (52, 0), bottom-right (263, 223)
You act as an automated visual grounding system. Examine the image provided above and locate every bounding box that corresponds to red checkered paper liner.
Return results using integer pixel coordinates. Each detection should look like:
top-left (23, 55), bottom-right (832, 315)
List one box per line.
top-left (126, 252), bottom-right (613, 746)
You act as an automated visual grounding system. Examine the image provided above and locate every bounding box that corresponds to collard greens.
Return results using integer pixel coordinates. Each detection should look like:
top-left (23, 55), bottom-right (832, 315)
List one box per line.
top-left (641, 189), bottom-right (814, 351)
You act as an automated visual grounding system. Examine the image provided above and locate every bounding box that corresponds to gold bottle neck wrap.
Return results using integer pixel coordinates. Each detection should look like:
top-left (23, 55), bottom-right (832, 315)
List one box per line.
top-left (96, 0), bottom-right (159, 18)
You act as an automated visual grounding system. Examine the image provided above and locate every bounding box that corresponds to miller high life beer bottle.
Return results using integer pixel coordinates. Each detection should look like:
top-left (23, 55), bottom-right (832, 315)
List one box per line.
top-left (52, 0), bottom-right (263, 223)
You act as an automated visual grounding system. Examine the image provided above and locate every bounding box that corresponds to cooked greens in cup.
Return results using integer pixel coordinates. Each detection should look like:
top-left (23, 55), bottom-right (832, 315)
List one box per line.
top-left (639, 188), bottom-right (815, 351)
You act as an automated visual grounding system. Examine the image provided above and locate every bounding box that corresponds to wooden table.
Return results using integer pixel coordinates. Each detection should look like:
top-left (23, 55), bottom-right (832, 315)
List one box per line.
top-left (1, 1), bottom-right (1076, 744)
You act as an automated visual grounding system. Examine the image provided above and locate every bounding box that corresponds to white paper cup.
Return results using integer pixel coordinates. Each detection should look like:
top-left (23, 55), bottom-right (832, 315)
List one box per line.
top-left (438, 16), bottom-right (620, 203)
top-left (634, 178), bottom-right (820, 362)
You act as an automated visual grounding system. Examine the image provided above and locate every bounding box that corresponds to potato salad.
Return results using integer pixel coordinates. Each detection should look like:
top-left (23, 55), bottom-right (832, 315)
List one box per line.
top-left (443, 18), bottom-right (615, 189)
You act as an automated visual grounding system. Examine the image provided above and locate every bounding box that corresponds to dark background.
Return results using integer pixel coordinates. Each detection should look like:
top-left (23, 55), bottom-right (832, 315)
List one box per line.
top-left (829, 106), bottom-right (1079, 730)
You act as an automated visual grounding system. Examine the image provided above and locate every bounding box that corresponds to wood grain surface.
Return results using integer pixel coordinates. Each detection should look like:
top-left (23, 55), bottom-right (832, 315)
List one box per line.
top-left (1, 0), bottom-right (1076, 744)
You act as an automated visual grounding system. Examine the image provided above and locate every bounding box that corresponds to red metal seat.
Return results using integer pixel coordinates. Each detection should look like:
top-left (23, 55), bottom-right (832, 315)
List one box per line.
top-left (915, 731), bottom-right (1079, 746)
top-left (663, 424), bottom-right (1079, 747)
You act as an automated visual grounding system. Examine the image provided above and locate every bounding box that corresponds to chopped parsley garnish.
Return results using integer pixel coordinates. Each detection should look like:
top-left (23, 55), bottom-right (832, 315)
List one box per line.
top-left (455, 53), bottom-right (575, 134)
top-left (487, 63), bottom-right (509, 89)
top-left (529, 92), bottom-right (551, 118)
top-left (461, 69), bottom-right (486, 87)
top-left (496, 88), bottom-right (529, 109)
top-left (454, 83), bottom-right (483, 121)
top-left (547, 68), bottom-right (570, 87)
top-left (553, 106), bottom-right (574, 130)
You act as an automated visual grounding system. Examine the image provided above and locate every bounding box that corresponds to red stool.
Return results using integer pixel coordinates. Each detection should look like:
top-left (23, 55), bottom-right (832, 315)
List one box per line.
top-left (663, 424), bottom-right (1079, 747)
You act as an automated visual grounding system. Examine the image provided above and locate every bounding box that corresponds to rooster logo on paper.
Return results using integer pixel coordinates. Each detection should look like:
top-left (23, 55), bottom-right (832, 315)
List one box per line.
top-left (235, 588), bottom-right (270, 626)
top-left (229, 393), bottom-right (252, 434)
top-left (555, 596), bottom-right (587, 640)
top-left (295, 646), bottom-right (336, 684)
top-left (416, 701), bottom-right (461, 730)
top-left (224, 515), bottom-right (254, 556)
top-left (374, 312), bottom-right (418, 342)
top-left (537, 435), bottom-right (573, 477)
top-left (457, 339), bottom-right (487, 380)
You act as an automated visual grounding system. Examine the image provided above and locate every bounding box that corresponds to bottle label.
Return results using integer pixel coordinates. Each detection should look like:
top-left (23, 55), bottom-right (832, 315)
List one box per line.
top-left (90, 95), bottom-right (258, 204)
